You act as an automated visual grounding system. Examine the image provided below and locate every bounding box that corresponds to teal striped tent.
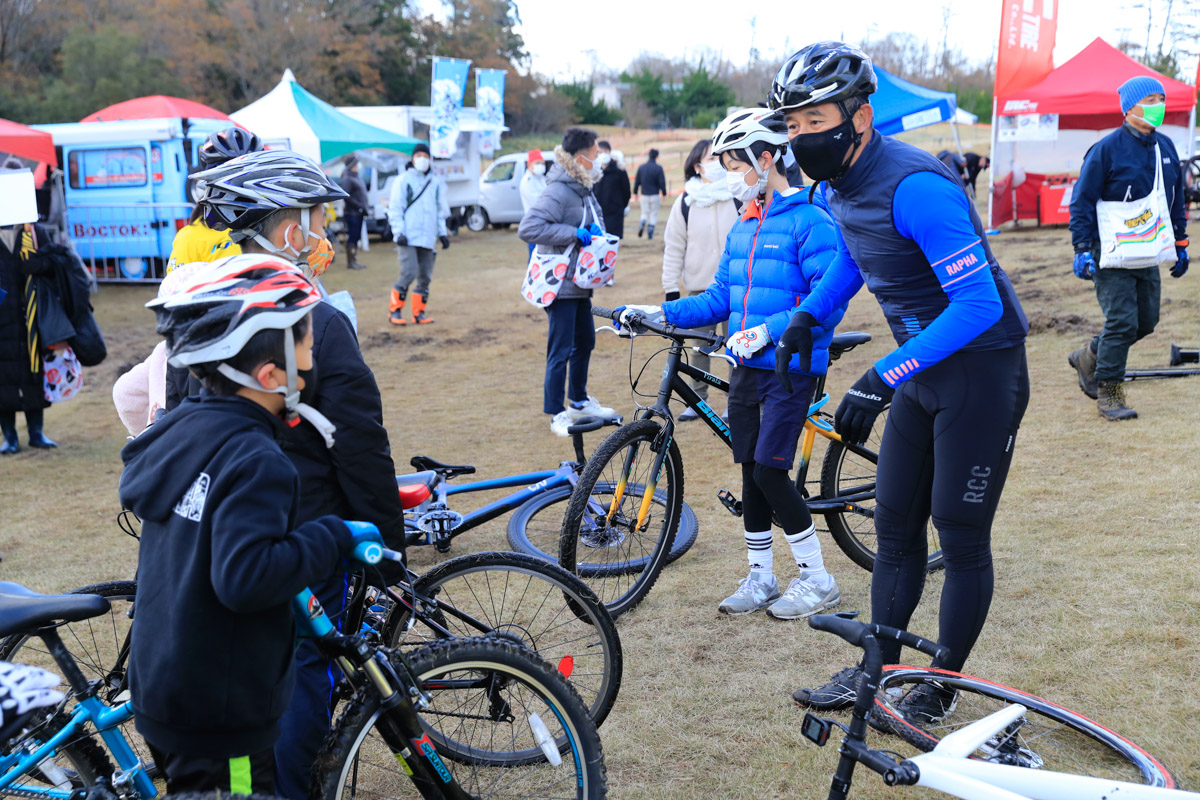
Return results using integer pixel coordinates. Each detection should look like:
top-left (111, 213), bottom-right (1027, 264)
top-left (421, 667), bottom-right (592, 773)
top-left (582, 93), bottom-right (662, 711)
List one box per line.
top-left (232, 70), bottom-right (423, 164)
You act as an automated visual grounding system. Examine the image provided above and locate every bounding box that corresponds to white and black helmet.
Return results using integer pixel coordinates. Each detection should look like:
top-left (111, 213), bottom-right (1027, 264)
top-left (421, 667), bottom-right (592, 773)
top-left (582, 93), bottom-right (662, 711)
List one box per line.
top-left (711, 109), bottom-right (789, 156)
top-left (193, 150), bottom-right (348, 242)
top-left (768, 42), bottom-right (877, 113)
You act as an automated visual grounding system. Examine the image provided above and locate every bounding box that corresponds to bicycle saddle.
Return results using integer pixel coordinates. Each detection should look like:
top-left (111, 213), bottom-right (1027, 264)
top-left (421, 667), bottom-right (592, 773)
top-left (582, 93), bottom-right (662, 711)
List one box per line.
top-left (396, 470), bottom-right (439, 509)
top-left (409, 456), bottom-right (476, 479)
top-left (0, 583), bottom-right (111, 638)
top-left (828, 331), bottom-right (872, 360)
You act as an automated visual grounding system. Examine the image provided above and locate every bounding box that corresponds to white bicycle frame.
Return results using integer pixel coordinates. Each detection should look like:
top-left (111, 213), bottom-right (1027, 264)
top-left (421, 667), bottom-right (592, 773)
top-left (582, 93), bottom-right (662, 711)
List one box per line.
top-left (908, 704), bottom-right (1199, 800)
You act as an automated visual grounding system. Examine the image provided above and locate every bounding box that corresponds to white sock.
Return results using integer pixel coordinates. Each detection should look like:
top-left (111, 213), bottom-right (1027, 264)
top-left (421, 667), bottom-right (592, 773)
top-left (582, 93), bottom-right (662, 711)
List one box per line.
top-left (745, 530), bottom-right (773, 579)
top-left (786, 525), bottom-right (830, 586)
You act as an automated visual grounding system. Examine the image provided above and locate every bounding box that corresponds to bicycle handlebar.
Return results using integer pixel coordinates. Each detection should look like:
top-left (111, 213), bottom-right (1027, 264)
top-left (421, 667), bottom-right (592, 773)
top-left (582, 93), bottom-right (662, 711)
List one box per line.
top-left (592, 304), bottom-right (724, 347)
top-left (352, 542), bottom-right (405, 566)
top-left (808, 614), bottom-right (951, 662)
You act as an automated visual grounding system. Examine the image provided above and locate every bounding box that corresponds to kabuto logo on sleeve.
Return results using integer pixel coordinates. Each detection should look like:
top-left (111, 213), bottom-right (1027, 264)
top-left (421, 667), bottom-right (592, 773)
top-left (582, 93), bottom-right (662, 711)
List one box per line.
top-left (173, 472), bottom-right (211, 522)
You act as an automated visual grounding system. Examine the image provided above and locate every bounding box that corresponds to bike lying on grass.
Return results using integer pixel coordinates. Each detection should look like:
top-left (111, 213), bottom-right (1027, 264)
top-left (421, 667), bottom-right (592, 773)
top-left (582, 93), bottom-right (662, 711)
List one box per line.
top-left (0, 541), bottom-right (607, 800)
top-left (554, 306), bottom-right (941, 617)
top-left (396, 416), bottom-right (699, 565)
top-left (801, 613), bottom-right (1185, 799)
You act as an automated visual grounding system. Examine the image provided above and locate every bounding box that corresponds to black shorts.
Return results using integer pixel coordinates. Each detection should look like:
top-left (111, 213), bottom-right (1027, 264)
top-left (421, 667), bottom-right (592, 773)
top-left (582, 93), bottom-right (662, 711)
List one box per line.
top-left (727, 366), bottom-right (814, 469)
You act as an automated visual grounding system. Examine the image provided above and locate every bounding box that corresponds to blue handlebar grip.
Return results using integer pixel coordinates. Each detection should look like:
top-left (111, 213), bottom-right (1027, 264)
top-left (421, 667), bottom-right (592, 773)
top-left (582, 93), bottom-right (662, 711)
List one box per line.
top-left (352, 541), bottom-right (384, 565)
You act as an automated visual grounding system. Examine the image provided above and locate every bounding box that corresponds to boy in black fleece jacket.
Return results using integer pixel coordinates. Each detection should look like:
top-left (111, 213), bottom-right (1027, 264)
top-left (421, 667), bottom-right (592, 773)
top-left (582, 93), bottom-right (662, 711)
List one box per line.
top-left (119, 257), bottom-right (382, 796)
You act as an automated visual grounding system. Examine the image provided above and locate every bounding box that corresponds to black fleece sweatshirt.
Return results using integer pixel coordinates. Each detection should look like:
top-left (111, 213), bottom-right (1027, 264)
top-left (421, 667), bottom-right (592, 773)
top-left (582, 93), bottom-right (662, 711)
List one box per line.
top-left (118, 395), bottom-right (352, 758)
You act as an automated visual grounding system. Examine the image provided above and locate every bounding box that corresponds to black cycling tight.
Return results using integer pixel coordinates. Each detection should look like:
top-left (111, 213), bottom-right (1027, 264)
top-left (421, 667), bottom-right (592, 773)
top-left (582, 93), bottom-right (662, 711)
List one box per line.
top-left (871, 346), bottom-right (1029, 672)
top-left (741, 462), bottom-right (814, 536)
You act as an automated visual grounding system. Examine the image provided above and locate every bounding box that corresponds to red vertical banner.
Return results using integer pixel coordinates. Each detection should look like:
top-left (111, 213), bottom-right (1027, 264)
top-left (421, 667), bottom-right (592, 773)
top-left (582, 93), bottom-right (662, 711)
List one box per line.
top-left (995, 0), bottom-right (1058, 97)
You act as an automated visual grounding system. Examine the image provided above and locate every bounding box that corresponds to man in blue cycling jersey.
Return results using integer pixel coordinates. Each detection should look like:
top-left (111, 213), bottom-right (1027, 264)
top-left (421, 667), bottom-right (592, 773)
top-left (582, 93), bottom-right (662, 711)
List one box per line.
top-left (769, 43), bottom-right (1030, 725)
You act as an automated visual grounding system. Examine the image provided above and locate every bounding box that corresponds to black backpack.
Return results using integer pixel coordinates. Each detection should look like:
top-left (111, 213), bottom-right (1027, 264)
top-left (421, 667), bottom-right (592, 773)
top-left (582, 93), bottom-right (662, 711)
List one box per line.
top-left (680, 192), bottom-right (691, 227)
top-left (45, 242), bottom-right (106, 366)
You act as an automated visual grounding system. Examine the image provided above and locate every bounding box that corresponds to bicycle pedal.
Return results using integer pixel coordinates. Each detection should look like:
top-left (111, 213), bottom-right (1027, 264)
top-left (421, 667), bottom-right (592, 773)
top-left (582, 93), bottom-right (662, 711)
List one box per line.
top-left (717, 489), bottom-right (743, 517)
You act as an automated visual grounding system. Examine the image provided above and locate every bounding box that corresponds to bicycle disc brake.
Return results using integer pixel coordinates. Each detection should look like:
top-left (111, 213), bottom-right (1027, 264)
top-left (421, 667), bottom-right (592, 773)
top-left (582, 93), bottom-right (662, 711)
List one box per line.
top-left (980, 719), bottom-right (1044, 768)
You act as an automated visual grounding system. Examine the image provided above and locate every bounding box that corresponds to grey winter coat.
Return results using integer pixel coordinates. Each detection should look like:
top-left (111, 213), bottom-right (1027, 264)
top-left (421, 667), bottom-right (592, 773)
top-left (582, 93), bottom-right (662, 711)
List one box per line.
top-left (518, 157), bottom-right (603, 301)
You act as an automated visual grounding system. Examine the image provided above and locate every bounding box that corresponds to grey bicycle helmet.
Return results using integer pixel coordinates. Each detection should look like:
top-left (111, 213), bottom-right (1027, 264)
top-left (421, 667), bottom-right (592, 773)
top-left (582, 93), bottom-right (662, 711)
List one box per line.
top-left (193, 149), bottom-right (348, 242)
top-left (197, 127), bottom-right (264, 169)
top-left (768, 42), bottom-right (877, 113)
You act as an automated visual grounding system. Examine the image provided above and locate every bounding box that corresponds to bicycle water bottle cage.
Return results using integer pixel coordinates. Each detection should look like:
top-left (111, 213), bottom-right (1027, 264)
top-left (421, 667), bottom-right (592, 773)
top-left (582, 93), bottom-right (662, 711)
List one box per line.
top-left (807, 392), bottom-right (830, 416)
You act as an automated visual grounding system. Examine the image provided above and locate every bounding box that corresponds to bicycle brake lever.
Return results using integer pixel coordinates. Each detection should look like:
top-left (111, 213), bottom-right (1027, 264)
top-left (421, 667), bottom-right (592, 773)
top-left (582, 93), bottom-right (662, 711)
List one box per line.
top-left (595, 325), bottom-right (621, 335)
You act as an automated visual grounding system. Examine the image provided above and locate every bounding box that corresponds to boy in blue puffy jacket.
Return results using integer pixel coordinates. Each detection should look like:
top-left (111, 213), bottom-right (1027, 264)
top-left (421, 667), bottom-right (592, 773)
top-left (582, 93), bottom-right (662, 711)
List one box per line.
top-left (621, 109), bottom-right (847, 619)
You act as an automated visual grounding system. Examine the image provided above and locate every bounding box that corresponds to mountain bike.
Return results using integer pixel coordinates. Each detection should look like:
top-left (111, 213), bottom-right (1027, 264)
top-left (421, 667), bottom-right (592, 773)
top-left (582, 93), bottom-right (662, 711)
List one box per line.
top-left (0, 542), bottom-right (607, 800)
top-left (398, 416), bottom-right (699, 564)
top-left (800, 613), bottom-right (1186, 799)
top-left (558, 305), bottom-right (941, 617)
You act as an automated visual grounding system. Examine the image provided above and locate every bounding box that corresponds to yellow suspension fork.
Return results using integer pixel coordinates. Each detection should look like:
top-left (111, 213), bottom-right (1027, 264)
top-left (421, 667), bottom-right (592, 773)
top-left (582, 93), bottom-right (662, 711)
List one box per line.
top-left (606, 441), bottom-right (641, 524)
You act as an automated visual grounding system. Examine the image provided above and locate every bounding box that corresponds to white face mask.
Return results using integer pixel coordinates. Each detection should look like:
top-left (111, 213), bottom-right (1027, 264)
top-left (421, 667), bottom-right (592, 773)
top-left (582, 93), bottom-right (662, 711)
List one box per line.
top-left (531, 162), bottom-right (546, 176)
top-left (700, 160), bottom-right (726, 182)
top-left (597, 152), bottom-right (612, 167)
top-left (726, 165), bottom-right (764, 202)
top-left (579, 155), bottom-right (602, 181)
top-left (413, 156), bottom-right (431, 173)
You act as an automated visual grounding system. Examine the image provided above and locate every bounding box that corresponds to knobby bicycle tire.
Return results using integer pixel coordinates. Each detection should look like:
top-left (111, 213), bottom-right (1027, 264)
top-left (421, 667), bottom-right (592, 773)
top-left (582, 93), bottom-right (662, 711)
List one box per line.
top-left (312, 637), bottom-right (606, 800)
top-left (506, 486), bottom-right (699, 567)
top-left (558, 419), bottom-right (684, 618)
top-left (0, 712), bottom-right (114, 799)
top-left (818, 409), bottom-right (944, 573)
top-left (0, 581), bottom-right (156, 781)
top-left (382, 550), bottom-right (623, 727)
top-left (873, 665), bottom-right (1176, 787)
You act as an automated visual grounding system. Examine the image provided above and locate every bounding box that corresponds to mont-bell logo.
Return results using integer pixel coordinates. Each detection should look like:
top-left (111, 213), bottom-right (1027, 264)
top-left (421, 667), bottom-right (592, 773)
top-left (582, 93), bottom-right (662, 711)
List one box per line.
top-left (834, 132), bottom-right (844, 140)
top-left (1003, 99), bottom-right (1038, 113)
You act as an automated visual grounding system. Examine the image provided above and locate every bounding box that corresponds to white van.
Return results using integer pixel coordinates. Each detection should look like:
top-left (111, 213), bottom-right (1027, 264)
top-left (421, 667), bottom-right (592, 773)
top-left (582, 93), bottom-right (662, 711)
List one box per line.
top-left (477, 152), bottom-right (529, 230)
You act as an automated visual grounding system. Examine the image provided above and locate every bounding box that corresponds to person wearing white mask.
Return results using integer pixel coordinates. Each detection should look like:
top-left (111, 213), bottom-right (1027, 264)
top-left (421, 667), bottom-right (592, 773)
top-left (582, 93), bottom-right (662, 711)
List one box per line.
top-left (616, 109), bottom-right (847, 619)
top-left (592, 140), bottom-right (631, 238)
top-left (388, 142), bottom-right (450, 325)
top-left (660, 139), bottom-right (739, 420)
top-left (520, 150), bottom-right (549, 258)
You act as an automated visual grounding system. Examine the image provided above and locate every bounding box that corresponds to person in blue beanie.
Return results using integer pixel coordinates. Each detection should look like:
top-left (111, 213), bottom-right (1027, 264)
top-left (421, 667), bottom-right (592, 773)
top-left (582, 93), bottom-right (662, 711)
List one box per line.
top-left (1067, 74), bottom-right (1190, 420)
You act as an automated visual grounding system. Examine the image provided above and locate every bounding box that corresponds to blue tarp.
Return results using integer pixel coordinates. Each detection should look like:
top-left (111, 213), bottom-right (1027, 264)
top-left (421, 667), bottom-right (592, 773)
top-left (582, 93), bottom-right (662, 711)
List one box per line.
top-left (872, 67), bottom-right (958, 135)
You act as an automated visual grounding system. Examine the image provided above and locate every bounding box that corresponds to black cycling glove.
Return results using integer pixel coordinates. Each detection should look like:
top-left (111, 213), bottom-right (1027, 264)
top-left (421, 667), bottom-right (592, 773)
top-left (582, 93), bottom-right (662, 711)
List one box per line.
top-left (774, 311), bottom-right (818, 393)
top-left (439, 235), bottom-right (451, 250)
top-left (834, 368), bottom-right (894, 446)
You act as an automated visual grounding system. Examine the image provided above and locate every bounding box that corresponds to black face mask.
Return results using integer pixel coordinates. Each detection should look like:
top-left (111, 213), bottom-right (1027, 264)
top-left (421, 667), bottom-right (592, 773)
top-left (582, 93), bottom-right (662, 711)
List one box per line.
top-left (789, 116), bottom-right (862, 182)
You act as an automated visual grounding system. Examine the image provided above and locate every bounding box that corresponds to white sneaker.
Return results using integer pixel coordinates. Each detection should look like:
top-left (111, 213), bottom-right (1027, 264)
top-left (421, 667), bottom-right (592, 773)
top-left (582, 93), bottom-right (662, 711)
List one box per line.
top-left (767, 574), bottom-right (841, 620)
top-left (568, 396), bottom-right (618, 421)
top-left (718, 572), bottom-right (781, 615)
top-left (550, 410), bottom-right (575, 437)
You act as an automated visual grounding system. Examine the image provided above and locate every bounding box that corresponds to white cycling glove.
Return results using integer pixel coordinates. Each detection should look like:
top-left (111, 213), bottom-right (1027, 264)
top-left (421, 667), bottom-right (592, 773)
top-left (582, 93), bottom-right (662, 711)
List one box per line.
top-left (617, 305), bottom-right (663, 337)
top-left (730, 324), bottom-right (770, 359)
top-left (0, 662), bottom-right (65, 724)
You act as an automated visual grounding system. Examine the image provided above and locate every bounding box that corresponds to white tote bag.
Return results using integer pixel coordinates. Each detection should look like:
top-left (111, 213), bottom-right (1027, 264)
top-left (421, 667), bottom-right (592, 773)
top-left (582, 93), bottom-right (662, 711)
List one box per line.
top-left (520, 244), bottom-right (574, 308)
top-left (572, 198), bottom-right (619, 289)
top-left (1096, 143), bottom-right (1176, 269)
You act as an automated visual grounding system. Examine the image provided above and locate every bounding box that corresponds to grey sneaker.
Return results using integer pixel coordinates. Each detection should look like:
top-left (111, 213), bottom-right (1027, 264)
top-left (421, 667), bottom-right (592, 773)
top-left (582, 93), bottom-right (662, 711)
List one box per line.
top-left (767, 574), bottom-right (841, 620)
top-left (718, 573), bottom-right (780, 615)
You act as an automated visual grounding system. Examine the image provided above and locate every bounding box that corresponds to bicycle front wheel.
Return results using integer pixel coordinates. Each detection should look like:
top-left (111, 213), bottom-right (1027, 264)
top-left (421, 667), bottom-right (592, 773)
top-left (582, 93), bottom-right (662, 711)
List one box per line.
top-left (819, 407), bottom-right (943, 572)
top-left (383, 550), bottom-right (623, 727)
top-left (507, 485), bottom-right (699, 566)
top-left (313, 637), bottom-right (606, 800)
top-left (873, 666), bottom-right (1177, 787)
top-left (558, 419), bottom-right (684, 618)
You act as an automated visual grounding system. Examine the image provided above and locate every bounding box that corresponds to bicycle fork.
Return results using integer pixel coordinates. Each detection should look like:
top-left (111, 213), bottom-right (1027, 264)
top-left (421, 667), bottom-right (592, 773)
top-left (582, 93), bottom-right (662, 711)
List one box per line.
top-left (608, 428), bottom-right (672, 531)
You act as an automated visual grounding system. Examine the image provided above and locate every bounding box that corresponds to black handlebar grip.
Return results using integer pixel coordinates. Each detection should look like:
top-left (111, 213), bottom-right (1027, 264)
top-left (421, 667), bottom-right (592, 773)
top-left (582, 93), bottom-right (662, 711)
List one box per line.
top-left (808, 614), bottom-right (868, 648)
top-left (808, 615), bottom-right (951, 662)
top-left (591, 305), bottom-right (615, 319)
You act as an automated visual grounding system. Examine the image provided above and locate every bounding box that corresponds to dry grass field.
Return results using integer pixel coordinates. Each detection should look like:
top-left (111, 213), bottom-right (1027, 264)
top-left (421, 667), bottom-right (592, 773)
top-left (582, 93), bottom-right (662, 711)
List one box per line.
top-left (2, 138), bottom-right (1199, 797)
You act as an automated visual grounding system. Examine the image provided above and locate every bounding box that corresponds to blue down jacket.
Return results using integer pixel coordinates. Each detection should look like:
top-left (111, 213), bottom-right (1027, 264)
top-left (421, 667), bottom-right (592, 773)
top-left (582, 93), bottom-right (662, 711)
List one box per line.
top-left (663, 188), bottom-right (843, 374)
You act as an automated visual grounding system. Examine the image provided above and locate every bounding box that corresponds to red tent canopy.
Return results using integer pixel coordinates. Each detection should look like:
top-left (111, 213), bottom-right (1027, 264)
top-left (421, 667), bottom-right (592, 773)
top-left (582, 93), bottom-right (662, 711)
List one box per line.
top-left (996, 38), bottom-right (1197, 130)
top-left (0, 118), bottom-right (56, 166)
top-left (82, 95), bottom-right (230, 123)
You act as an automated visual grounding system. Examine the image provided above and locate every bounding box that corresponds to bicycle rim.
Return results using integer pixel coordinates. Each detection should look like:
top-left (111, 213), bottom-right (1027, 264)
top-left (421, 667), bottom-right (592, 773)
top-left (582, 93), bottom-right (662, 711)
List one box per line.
top-left (388, 551), bottom-right (623, 726)
top-left (820, 408), bottom-right (943, 572)
top-left (874, 666), bottom-right (1175, 787)
top-left (323, 638), bottom-right (603, 799)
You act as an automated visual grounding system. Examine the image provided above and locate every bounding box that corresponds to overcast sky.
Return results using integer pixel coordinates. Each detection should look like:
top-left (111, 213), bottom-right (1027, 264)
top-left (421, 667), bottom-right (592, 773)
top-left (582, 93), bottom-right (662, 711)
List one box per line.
top-left (424, 0), bottom-right (1197, 85)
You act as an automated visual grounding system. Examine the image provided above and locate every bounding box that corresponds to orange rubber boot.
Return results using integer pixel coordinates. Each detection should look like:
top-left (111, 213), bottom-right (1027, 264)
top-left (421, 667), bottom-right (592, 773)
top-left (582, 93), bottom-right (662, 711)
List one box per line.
top-left (412, 294), bottom-right (434, 324)
top-left (389, 289), bottom-right (407, 325)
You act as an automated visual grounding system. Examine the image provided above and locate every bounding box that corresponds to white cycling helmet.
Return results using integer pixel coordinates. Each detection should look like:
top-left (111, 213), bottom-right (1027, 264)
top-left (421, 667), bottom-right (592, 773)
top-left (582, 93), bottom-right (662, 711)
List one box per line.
top-left (193, 149), bottom-right (348, 244)
top-left (712, 109), bottom-right (789, 197)
top-left (147, 254), bottom-right (336, 446)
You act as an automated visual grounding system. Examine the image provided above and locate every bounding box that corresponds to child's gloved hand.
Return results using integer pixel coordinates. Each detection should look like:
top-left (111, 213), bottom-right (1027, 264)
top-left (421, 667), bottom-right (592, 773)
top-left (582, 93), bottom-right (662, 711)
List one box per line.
top-left (575, 228), bottom-right (593, 245)
top-left (587, 223), bottom-right (604, 238)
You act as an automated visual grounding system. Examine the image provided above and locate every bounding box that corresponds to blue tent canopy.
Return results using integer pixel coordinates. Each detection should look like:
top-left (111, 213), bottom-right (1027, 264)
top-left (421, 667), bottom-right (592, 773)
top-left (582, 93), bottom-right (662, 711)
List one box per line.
top-left (872, 67), bottom-right (959, 135)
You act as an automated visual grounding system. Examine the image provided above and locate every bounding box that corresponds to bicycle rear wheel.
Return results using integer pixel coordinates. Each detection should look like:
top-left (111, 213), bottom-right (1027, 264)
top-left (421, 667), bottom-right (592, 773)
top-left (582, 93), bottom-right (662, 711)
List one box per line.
top-left (383, 550), bottom-right (623, 727)
top-left (506, 485), bottom-right (699, 566)
top-left (313, 637), bottom-right (606, 800)
top-left (873, 666), bottom-right (1176, 787)
top-left (558, 419), bottom-right (684, 618)
top-left (0, 581), bottom-right (155, 780)
top-left (819, 407), bottom-right (943, 572)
